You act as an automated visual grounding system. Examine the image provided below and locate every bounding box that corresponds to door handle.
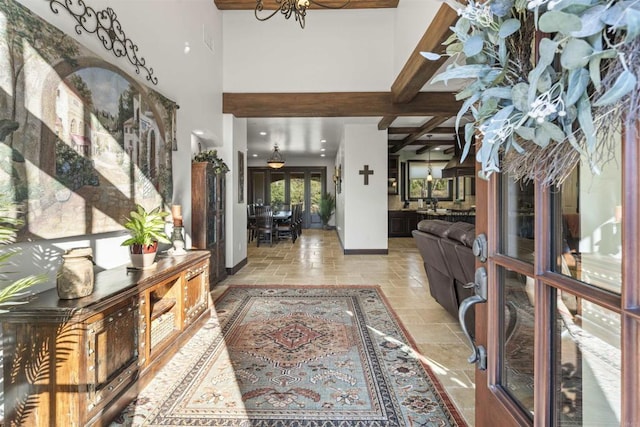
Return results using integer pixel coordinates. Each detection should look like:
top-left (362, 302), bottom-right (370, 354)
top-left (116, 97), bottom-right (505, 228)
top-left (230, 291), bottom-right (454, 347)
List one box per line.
top-left (458, 267), bottom-right (487, 370)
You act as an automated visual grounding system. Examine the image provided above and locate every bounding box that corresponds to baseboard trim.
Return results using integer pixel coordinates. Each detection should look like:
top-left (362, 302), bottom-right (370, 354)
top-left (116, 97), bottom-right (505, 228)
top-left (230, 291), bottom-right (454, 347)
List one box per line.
top-left (343, 249), bottom-right (388, 255)
top-left (226, 257), bottom-right (247, 275)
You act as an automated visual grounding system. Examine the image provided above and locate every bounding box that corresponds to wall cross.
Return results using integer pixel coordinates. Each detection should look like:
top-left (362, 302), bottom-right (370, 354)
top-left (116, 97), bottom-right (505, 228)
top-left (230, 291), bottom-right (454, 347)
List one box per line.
top-left (359, 165), bottom-right (374, 185)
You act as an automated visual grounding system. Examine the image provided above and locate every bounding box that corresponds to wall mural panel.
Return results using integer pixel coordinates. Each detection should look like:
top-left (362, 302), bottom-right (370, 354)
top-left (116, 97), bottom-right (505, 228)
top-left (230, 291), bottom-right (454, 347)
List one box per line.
top-left (0, 0), bottom-right (176, 242)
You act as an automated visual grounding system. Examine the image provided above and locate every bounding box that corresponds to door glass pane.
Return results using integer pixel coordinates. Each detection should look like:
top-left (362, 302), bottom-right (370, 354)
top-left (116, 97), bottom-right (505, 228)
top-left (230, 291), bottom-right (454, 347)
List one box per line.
top-left (552, 135), bottom-right (622, 294)
top-left (499, 266), bottom-right (535, 417)
top-left (309, 172), bottom-right (322, 227)
top-left (500, 174), bottom-right (535, 263)
top-left (554, 292), bottom-right (621, 425)
top-left (290, 172), bottom-right (305, 212)
top-left (270, 172), bottom-right (285, 210)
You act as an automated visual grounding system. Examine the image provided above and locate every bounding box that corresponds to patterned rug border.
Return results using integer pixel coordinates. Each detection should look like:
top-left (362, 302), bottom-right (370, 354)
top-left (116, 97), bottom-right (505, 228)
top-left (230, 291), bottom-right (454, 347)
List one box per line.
top-left (214, 284), bottom-right (468, 427)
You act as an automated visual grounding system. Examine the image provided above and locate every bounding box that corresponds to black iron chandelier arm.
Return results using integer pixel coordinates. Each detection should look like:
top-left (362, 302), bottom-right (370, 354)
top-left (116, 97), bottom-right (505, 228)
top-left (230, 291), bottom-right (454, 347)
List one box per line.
top-left (48, 0), bottom-right (158, 85)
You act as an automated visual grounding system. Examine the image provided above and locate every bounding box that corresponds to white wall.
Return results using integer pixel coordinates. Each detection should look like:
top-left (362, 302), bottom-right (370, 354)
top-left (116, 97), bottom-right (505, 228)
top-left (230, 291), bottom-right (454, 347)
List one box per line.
top-left (222, 115), bottom-right (248, 270)
top-left (342, 124), bottom-right (388, 251)
top-left (223, 9), bottom-right (395, 92)
top-left (8, 0), bottom-right (224, 285)
top-left (394, 0), bottom-right (443, 77)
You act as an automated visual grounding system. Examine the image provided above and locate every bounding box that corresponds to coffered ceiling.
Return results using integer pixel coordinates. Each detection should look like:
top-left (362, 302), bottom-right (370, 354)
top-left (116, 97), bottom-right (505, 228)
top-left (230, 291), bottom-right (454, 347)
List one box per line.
top-left (219, 2), bottom-right (463, 160)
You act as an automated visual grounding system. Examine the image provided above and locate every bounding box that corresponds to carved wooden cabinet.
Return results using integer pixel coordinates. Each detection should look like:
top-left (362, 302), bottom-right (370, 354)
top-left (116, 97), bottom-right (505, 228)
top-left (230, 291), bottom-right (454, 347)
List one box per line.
top-left (192, 162), bottom-right (227, 287)
top-left (1, 251), bottom-right (210, 427)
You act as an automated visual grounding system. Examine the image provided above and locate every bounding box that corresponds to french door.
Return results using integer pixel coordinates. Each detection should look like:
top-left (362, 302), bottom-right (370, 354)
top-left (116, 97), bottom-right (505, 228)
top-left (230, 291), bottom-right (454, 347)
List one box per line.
top-left (248, 167), bottom-right (326, 229)
top-left (469, 126), bottom-right (640, 426)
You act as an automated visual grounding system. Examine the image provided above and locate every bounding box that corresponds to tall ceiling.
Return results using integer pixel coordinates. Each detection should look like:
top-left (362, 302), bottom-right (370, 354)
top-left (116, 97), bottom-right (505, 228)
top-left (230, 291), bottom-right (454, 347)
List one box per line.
top-left (217, 0), bottom-right (464, 161)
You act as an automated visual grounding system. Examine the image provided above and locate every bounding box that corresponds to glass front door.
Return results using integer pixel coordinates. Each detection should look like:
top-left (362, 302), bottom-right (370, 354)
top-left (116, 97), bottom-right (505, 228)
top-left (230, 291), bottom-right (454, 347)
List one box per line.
top-left (471, 126), bottom-right (635, 426)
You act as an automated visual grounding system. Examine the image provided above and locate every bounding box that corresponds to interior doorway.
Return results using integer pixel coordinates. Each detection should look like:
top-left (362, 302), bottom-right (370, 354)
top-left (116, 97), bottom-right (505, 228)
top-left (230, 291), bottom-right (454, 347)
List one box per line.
top-left (248, 167), bottom-right (327, 229)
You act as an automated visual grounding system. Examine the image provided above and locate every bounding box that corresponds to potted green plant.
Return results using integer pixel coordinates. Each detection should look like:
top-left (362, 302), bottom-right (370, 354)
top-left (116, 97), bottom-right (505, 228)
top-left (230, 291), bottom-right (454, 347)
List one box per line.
top-left (193, 149), bottom-right (229, 174)
top-left (121, 204), bottom-right (171, 269)
top-left (0, 200), bottom-right (45, 311)
top-left (317, 192), bottom-right (335, 230)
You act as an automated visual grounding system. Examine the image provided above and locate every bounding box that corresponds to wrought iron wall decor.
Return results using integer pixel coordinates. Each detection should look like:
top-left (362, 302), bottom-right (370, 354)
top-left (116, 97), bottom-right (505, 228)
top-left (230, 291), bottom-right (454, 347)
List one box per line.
top-left (48, 0), bottom-right (158, 85)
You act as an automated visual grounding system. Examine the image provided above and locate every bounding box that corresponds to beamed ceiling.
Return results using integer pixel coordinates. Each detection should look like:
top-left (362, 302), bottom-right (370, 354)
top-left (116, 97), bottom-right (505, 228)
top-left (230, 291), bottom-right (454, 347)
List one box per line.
top-left (219, 3), bottom-right (463, 156)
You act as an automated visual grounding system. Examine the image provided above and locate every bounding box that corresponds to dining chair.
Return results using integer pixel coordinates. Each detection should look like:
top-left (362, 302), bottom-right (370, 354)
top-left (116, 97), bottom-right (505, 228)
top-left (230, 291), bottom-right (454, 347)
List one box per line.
top-left (275, 206), bottom-right (296, 243)
top-left (254, 205), bottom-right (274, 247)
top-left (247, 204), bottom-right (258, 243)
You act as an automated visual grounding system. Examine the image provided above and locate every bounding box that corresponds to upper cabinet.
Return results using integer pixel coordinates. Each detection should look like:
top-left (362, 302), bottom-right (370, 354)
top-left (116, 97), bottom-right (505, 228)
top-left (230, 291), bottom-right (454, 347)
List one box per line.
top-left (388, 155), bottom-right (399, 195)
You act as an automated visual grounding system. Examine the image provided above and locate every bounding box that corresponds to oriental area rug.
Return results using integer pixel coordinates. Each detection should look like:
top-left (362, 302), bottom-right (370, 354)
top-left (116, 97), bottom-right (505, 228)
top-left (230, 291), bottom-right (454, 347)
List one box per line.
top-left (112, 285), bottom-right (466, 426)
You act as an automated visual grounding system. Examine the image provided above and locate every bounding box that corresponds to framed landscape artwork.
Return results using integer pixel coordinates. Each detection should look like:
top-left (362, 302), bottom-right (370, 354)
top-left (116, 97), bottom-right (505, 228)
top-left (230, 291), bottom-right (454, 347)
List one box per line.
top-left (0, 0), bottom-right (177, 242)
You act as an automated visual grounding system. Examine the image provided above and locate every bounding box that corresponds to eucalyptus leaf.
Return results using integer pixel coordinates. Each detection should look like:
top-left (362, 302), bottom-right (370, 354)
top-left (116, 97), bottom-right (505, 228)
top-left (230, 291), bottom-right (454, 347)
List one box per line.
top-left (499, 19), bottom-right (521, 38)
top-left (577, 94), bottom-right (596, 153)
top-left (511, 83), bottom-right (530, 112)
top-left (601, 3), bottom-right (629, 27)
top-left (560, 38), bottom-right (593, 70)
top-left (566, 68), bottom-right (590, 106)
top-left (420, 51), bottom-right (442, 61)
top-left (546, 0), bottom-right (592, 12)
top-left (593, 70), bottom-right (637, 106)
top-left (446, 42), bottom-right (464, 55)
top-left (499, 37), bottom-right (508, 67)
top-left (431, 64), bottom-right (492, 84)
top-left (537, 69), bottom-right (552, 92)
top-left (482, 87), bottom-right (513, 100)
top-left (539, 11), bottom-right (582, 34)
top-left (533, 127), bottom-right (551, 148)
top-left (511, 137), bottom-right (525, 153)
top-left (515, 126), bottom-right (536, 141)
top-left (625, 8), bottom-right (640, 42)
top-left (570, 5), bottom-right (607, 37)
top-left (456, 93), bottom-right (481, 137)
top-left (538, 38), bottom-right (559, 66)
top-left (589, 55), bottom-right (603, 91)
top-left (540, 121), bottom-right (566, 142)
top-left (463, 34), bottom-right (485, 57)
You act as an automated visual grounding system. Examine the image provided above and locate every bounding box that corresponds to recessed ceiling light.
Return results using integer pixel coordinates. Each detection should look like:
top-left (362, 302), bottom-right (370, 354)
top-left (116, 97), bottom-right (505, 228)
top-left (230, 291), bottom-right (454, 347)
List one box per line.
top-left (320, 148), bottom-right (326, 152)
top-left (320, 139), bottom-right (326, 143)
top-left (320, 154), bottom-right (326, 157)
top-left (193, 130), bottom-right (204, 135)
top-left (434, 147), bottom-right (441, 150)
top-left (252, 154), bottom-right (258, 157)
top-left (259, 131), bottom-right (267, 136)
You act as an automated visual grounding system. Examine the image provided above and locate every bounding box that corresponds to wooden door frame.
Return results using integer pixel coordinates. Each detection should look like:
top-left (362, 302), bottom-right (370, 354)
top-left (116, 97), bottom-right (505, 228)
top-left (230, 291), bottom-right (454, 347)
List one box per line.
top-left (474, 123), bottom-right (640, 425)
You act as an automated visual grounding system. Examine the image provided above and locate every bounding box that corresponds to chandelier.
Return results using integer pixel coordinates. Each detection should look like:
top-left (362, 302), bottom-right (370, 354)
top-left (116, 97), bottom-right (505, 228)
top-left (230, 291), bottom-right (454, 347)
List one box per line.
top-left (255, 0), bottom-right (351, 29)
top-left (267, 144), bottom-right (286, 169)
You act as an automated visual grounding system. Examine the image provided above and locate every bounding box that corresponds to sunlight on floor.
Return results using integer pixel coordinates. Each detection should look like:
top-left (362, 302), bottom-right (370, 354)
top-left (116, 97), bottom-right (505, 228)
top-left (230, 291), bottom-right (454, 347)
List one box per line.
top-left (221, 229), bottom-right (476, 425)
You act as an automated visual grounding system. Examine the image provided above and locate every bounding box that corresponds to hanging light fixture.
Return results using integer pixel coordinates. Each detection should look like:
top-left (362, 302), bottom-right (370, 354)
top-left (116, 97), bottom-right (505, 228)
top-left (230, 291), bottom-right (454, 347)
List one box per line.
top-left (255, 0), bottom-right (351, 29)
top-left (267, 144), bottom-right (286, 169)
top-left (426, 135), bottom-right (433, 182)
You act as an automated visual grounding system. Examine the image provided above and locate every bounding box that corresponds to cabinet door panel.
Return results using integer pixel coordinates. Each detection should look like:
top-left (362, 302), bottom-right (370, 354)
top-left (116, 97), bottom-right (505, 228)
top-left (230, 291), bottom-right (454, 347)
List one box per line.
top-left (86, 298), bottom-right (138, 412)
top-left (184, 262), bottom-right (209, 326)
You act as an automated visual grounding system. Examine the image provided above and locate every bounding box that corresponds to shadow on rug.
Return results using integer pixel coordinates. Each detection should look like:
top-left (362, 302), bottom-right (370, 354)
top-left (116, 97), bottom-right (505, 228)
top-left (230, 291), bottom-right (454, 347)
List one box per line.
top-left (113, 285), bottom-right (467, 426)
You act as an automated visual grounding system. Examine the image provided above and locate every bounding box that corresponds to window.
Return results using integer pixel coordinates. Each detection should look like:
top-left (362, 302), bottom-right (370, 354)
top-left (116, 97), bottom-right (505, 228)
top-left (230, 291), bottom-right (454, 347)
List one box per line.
top-left (407, 160), bottom-right (452, 201)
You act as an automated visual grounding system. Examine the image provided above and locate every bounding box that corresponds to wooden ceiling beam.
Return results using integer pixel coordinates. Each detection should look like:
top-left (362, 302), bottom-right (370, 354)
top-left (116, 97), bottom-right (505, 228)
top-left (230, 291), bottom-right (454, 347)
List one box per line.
top-left (389, 116), bottom-right (449, 153)
top-left (378, 116), bottom-right (397, 130)
top-left (390, 5), bottom-right (458, 103)
top-left (223, 92), bottom-right (461, 117)
top-left (388, 126), bottom-right (456, 135)
top-left (388, 139), bottom-right (454, 146)
top-left (214, 0), bottom-right (399, 10)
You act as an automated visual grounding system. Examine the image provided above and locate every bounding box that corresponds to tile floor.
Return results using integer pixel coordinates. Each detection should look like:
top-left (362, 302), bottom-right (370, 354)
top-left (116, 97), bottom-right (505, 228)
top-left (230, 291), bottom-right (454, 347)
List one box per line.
top-left (216, 229), bottom-right (476, 425)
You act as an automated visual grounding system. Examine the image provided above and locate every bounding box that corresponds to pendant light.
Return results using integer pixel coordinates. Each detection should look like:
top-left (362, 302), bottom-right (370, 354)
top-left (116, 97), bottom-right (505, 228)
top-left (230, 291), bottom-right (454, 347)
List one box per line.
top-left (267, 144), bottom-right (285, 169)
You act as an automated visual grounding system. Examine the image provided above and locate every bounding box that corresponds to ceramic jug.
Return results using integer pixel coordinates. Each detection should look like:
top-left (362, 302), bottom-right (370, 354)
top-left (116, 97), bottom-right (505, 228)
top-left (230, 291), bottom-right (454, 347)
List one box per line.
top-left (57, 247), bottom-right (94, 299)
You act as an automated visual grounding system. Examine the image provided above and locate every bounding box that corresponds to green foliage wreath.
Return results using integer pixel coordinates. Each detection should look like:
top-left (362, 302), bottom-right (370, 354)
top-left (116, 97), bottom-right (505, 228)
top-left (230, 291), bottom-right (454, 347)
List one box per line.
top-left (424, 0), bottom-right (640, 185)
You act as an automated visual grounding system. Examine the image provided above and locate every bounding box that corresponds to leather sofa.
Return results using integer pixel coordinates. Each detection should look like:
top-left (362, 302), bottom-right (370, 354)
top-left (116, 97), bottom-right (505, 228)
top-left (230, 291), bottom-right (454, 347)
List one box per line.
top-left (412, 220), bottom-right (476, 331)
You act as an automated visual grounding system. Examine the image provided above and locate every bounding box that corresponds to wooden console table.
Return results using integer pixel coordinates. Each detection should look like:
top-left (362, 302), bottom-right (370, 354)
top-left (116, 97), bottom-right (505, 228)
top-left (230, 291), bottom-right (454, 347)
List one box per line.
top-left (1, 251), bottom-right (210, 426)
